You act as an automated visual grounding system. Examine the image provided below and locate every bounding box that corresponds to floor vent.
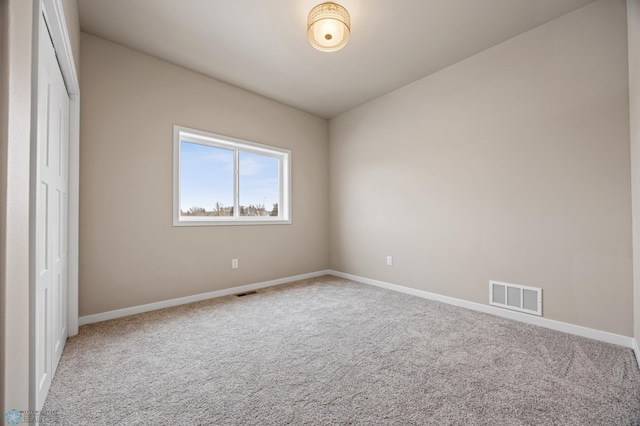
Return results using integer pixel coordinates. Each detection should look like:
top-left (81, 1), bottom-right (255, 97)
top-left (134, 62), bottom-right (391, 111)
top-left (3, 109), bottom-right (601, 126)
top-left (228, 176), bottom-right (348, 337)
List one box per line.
top-left (236, 291), bottom-right (258, 297)
top-left (489, 280), bottom-right (542, 316)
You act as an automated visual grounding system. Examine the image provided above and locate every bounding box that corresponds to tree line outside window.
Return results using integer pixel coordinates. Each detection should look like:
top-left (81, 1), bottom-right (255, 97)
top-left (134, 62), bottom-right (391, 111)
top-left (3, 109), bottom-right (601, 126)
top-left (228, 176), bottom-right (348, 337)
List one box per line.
top-left (180, 202), bottom-right (279, 217)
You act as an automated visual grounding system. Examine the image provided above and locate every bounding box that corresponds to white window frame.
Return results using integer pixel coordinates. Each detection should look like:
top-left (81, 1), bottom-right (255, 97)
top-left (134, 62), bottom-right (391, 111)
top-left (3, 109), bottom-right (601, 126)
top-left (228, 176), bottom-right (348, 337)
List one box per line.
top-left (173, 125), bottom-right (291, 226)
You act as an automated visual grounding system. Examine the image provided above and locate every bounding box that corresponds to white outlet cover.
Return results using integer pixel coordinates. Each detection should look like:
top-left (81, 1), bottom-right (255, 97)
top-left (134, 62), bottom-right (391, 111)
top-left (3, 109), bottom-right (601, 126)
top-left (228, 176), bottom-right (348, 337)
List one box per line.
top-left (386, 256), bottom-right (393, 266)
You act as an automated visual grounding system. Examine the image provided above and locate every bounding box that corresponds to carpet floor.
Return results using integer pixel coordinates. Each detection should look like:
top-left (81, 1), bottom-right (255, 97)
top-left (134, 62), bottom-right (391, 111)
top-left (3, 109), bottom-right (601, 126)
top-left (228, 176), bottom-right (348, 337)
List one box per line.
top-left (43, 275), bottom-right (640, 425)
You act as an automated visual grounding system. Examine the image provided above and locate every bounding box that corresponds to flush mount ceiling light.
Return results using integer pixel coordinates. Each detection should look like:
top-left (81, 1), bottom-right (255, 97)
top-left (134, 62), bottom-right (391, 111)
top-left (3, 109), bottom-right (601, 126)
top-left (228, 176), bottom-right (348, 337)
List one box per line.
top-left (307, 2), bottom-right (351, 52)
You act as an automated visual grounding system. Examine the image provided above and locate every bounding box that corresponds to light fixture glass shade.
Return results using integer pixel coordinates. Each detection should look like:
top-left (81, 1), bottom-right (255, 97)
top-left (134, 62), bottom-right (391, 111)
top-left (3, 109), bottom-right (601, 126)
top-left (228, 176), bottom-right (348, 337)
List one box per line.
top-left (307, 2), bottom-right (350, 52)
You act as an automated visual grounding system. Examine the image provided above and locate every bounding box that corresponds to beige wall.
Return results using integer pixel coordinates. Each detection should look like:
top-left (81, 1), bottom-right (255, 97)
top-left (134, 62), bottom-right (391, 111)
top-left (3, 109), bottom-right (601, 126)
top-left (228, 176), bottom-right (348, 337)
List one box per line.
top-left (330, 0), bottom-right (633, 336)
top-left (1, 0), bottom-right (34, 413)
top-left (79, 33), bottom-right (330, 316)
top-left (0, 0), bottom-right (7, 413)
top-left (629, 0), bottom-right (640, 341)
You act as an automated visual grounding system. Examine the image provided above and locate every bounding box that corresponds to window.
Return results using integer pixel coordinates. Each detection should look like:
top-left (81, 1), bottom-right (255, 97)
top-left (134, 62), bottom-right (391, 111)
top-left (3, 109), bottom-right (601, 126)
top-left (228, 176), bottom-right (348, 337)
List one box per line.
top-left (173, 126), bottom-right (291, 226)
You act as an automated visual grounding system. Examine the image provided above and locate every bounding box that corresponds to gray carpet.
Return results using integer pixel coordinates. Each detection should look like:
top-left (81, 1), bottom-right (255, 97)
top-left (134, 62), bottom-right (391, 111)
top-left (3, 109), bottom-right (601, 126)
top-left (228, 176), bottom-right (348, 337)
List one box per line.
top-left (43, 275), bottom-right (640, 425)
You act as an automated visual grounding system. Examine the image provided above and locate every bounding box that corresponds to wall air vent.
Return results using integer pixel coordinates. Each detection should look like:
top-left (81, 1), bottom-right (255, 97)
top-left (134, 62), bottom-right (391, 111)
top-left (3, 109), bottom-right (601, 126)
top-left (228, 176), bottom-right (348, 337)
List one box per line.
top-left (489, 280), bottom-right (542, 316)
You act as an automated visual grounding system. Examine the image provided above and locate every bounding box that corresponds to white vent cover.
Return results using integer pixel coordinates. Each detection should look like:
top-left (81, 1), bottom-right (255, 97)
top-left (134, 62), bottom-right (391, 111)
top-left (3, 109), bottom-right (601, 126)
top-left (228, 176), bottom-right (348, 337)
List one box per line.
top-left (489, 280), bottom-right (542, 316)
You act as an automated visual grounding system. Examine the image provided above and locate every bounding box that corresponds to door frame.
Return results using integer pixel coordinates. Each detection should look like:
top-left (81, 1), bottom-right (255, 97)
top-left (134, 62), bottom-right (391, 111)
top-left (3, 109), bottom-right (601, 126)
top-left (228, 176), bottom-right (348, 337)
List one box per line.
top-left (29, 0), bottom-right (79, 409)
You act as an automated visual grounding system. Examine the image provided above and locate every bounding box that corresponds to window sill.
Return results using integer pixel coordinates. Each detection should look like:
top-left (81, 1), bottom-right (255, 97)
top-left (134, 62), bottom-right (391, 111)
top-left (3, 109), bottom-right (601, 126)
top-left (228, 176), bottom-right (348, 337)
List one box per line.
top-left (173, 218), bottom-right (292, 227)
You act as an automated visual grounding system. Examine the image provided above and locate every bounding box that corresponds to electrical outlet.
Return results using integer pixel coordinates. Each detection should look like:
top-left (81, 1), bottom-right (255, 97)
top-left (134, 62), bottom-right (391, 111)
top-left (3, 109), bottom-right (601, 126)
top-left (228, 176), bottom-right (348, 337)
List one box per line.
top-left (386, 256), bottom-right (393, 266)
top-left (232, 258), bottom-right (238, 269)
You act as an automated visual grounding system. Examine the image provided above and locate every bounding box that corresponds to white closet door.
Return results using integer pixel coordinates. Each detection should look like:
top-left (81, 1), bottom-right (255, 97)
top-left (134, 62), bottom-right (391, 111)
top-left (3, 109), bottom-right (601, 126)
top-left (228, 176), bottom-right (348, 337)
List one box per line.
top-left (35, 12), bottom-right (70, 410)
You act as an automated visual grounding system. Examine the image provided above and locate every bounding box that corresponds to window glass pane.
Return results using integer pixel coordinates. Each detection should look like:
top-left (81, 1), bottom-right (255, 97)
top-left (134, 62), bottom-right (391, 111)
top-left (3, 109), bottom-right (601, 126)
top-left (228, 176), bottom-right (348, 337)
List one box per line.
top-left (179, 141), bottom-right (234, 217)
top-left (239, 151), bottom-right (279, 217)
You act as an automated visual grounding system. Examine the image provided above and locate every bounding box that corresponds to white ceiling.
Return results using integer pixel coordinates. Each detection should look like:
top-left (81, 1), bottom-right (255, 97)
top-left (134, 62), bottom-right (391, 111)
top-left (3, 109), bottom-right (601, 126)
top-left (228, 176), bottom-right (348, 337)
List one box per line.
top-left (78, 0), bottom-right (598, 119)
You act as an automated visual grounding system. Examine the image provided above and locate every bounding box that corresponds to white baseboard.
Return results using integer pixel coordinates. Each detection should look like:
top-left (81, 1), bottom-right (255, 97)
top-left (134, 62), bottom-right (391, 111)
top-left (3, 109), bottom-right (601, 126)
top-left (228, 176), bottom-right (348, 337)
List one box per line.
top-left (328, 270), bottom-right (635, 349)
top-left (79, 268), bottom-right (639, 356)
top-left (633, 338), bottom-right (640, 369)
top-left (78, 270), bottom-right (331, 326)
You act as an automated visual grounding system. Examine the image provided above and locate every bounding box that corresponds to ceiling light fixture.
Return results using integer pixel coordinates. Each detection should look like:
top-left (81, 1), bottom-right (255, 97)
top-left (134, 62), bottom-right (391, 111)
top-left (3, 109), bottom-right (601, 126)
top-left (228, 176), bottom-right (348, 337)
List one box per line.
top-left (307, 2), bottom-right (351, 52)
